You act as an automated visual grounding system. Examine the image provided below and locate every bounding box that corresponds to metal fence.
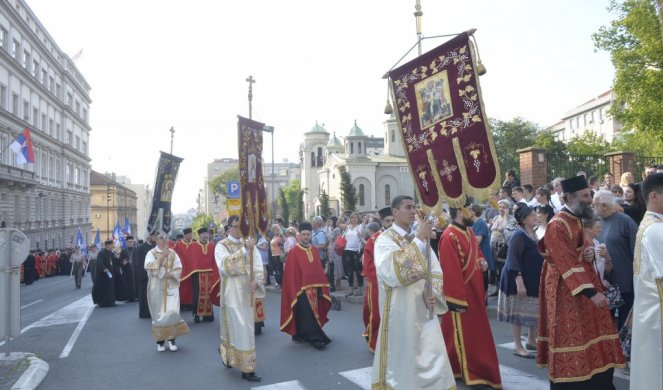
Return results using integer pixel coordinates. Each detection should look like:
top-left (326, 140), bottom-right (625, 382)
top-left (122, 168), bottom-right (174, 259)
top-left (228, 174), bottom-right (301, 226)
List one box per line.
top-left (547, 153), bottom-right (609, 182)
top-left (633, 155), bottom-right (663, 180)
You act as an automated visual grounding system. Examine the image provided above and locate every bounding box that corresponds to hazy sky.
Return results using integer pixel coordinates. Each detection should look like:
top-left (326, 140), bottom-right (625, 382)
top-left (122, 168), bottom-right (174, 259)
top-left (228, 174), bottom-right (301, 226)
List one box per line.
top-left (28, 0), bottom-right (616, 213)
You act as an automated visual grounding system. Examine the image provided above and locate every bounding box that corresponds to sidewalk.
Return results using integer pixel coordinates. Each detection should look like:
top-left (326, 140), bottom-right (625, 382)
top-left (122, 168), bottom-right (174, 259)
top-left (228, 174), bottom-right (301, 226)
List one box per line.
top-left (0, 352), bottom-right (49, 390)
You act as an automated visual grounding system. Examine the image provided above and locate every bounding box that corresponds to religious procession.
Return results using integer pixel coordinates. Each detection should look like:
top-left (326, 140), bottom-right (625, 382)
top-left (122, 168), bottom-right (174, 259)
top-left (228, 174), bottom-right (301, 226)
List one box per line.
top-left (4, 1), bottom-right (663, 390)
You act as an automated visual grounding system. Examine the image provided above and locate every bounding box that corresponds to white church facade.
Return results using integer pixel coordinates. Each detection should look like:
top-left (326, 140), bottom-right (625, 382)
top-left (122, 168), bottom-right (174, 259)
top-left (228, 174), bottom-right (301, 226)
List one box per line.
top-left (300, 116), bottom-right (415, 218)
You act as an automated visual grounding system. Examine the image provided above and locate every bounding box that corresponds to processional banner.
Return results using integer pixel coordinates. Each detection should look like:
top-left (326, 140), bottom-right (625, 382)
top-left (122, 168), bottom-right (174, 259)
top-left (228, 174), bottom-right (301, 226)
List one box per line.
top-left (146, 151), bottom-right (183, 236)
top-left (388, 32), bottom-right (500, 209)
top-left (237, 116), bottom-right (269, 238)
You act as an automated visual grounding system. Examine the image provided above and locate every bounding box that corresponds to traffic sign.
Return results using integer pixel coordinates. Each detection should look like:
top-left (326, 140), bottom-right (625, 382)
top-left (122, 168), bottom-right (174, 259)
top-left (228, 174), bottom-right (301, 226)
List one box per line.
top-left (226, 181), bottom-right (240, 199)
top-left (227, 199), bottom-right (241, 215)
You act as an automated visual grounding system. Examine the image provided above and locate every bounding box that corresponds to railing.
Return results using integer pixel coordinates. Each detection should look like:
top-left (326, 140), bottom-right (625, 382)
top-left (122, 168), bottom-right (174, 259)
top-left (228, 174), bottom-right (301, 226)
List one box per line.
top-left (633, 155), bottom-right (663, 180)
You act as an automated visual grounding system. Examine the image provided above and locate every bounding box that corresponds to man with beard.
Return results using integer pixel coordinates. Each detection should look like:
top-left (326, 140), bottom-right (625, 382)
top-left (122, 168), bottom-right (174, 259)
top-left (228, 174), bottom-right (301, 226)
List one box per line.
top-left (439, 201), bottom-right (501, 389)
top-left (184, 227), bottom-right (220, 323)
top-left (92, 240), bottom-right (117, 307)
top-left (118, 236), bottom-right (137, 302)
top-left (133, 231), bottom-right (158, 319)
top-left (280, 221), bottom-right (332, 350)
top-left (537, 175), bottom-right (625, 389)
top-left (176, 228), bottom-right (195, 311)
top-left (360, 206), bottom-right (392, 353)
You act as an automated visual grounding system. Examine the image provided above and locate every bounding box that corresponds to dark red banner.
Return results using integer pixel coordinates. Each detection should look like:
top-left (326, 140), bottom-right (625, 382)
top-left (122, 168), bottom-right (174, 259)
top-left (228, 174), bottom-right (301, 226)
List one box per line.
top-left (237, 116), bottom-right (269, 238)
top-left (389, 32), bottom-right (500, 209)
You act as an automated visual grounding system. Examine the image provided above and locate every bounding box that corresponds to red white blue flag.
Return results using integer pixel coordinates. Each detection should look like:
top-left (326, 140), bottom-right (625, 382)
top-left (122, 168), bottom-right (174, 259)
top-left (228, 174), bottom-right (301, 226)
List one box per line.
top-left (9, 128), bottom-right (35, 164)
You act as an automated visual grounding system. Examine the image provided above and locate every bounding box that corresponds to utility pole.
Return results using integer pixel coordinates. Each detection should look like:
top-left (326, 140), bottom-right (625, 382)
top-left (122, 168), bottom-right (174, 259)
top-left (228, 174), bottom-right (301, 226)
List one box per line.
top-left (246, 75), bottom-right (255, 119)
top-left (169, 126), bottom-right (175, 154)
top-left (414, 0), bottom-right (423, 56)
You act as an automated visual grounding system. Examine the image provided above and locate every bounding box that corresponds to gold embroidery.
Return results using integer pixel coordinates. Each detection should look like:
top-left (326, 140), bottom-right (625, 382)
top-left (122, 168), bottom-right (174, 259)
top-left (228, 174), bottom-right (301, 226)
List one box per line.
top-left (547, 333), bottom-right (620, 353)
top-left (376, 285), bottom-right (393, 389)
top-left (296, 243), bottom-right (314, 263)
top-left (383, 228), bottom-right (428, 286)
top-left (562, 267), bottom-right (585, 279)
top-left (221, 239), bottom-right (247, 276)
top-left (151, 320), bottom-right (190, 342)
top-left (537, 363), bottom-right (625, 383)
top-left (571, 283), bottom-right (595, 296)
top-left (219, 343), bottom-right (256, 373)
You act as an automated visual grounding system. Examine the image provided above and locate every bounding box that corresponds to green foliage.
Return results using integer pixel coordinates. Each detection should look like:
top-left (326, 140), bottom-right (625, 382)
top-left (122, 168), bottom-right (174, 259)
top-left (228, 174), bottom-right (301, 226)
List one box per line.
top-left (338, 166), bottom-right (357, 213)
top-left (533, 130), bottom-right (567, 158)
top-left (319, 189), bottom-right (331, 218)
top-left (191, 213), bottom-right (214, 239)
top-left (490, 117), bottom-right (540, 176)
top-left (593, 0), bottom-right (663, 140)
top-left (207, 168), bottom-right (240, 207)
top-left (565, 131), bottom-right (617, 155)
top-left (279, 188), bottom-right (289, 226)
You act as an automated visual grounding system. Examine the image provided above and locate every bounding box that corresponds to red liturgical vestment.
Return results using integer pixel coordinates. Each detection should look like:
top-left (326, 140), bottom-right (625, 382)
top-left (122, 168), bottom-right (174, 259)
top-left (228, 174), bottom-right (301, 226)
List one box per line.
top-left (175, 240), bottom-right (194, 306)
top-left (181, 241), bottom-right (220, 313)
top-left (537, 209), bottom-right (625, 383)
top-left (361, 231), bottom-right (381, 352)
top-left (439, 223), bottom-right (501, 389)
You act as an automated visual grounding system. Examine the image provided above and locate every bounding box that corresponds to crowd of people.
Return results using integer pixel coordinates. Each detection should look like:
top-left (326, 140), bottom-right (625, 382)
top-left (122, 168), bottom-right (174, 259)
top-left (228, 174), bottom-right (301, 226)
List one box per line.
top-left (20, 163), bottom-right (663, 389)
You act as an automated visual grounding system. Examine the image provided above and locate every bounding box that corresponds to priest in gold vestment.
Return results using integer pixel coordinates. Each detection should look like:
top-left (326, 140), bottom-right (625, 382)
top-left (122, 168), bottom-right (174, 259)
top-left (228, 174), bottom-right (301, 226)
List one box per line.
top-left (630, 173), bottom-right (663, 390)
top-left (214, 215), bottom-right (265, 383)
top-left (144, 233), bottom-right (190, 352)
top-left (371, 195), bottom-right (455, 390)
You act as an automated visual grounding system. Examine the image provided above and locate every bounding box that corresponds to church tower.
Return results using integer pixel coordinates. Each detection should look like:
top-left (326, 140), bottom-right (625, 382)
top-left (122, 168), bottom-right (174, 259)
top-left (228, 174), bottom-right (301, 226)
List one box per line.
top-left (383, 112), bottom-right (405, 157)
top-left (301, 121), bottom-right (330, 220)
top-left (344, 121), bottom-right (369, 160)
top-left (326, 131), bottom-right (344, 157)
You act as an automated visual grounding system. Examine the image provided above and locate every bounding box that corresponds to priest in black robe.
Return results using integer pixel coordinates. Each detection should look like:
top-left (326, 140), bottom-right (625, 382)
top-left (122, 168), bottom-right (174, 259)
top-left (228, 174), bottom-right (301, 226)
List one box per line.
top-left (23, 252), bottom-right (37, 285)
top-left (92, 240), bottom-right (116, 307)
top-left (119, 236), bottom-right (136, 302)
top-left (133, 231), bottom-right (157, 319)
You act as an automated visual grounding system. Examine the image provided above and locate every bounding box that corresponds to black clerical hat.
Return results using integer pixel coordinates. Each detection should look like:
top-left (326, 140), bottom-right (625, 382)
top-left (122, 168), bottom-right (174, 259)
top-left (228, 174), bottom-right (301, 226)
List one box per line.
top-left (197, 227), bottom-right (208, 235)
top-left (378, 206), bottom-right (392, 219)
top-left (176, 234), bottom-right (184, 239)
top-left (104, 240), bottom-right (113, 245)
top-left (298, 221), bottom-right (313, 232)
top-left (561, 175), bottom-right (588, 193)
top-left (182, 227), bottom-right (192, 234)
top-left (126, 235), bottom-right (134, 241)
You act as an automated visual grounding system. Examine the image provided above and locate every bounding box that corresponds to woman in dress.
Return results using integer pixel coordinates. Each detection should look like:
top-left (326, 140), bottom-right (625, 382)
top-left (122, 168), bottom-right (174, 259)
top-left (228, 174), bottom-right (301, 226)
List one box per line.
top-left (534, 205), bottom-right (554, 241)
top-left (490, 199), bottom-right (512, 289)
top-left (497, 205), bottom-right (544, 359)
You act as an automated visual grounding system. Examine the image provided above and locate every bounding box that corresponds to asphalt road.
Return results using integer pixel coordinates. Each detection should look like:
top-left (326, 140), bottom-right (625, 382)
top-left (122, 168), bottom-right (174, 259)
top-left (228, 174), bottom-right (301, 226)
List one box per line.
top-left (7, 275), bottom-right (631, 390)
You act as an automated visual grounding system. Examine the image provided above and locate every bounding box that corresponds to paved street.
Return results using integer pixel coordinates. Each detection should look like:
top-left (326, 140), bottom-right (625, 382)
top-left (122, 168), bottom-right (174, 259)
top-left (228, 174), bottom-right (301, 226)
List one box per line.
top-left (8, 275), bottom-right (630, 390)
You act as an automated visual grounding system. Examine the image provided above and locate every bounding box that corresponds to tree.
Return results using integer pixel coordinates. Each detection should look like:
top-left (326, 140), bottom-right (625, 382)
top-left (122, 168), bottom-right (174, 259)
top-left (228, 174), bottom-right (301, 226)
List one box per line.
top-left (565, 131), bottom-right (616, 155)
top-left (207, 168), bottom-right (240, 207)
top-left (533, 129), bottom-right (567, 158)
top-left (338, 166), bottom-right (357, 213)
top-left (593, 0), bottom-right (663, 141)
top-left (191, 213), bottom-right (214, 239)
top-left (279, 188), bottom-right (289, 226)
top-left (279, 179), bottom-right (305, 224)
top-left (319, 189), bottom-right (331, 218)
top-left (489, 117), bottom-right (540, 176)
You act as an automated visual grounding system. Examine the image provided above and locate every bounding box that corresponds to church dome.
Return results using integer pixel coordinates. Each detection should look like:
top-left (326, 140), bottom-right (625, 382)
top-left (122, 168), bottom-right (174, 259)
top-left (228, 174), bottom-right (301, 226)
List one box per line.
top-left (327, 132), bottom-right (343, 147)
top-left (309, 121), bottom-right (328, 133)
top-left (347, 120), bottom-right (366, 137)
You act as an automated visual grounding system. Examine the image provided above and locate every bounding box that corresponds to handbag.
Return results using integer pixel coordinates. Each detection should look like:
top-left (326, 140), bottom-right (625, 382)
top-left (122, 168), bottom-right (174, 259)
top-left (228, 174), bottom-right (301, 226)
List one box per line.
top-left (605, 284), bottom-right (624, 309)
top-left (334, 233), bottom-right (347, 257)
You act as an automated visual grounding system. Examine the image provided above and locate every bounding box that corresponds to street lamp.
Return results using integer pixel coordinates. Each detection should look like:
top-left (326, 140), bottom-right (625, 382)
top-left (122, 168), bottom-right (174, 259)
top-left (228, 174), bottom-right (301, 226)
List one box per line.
top-left (262, 125), bottom-right (275, 224)
top-left (106, 183), bottom-right (112, 239)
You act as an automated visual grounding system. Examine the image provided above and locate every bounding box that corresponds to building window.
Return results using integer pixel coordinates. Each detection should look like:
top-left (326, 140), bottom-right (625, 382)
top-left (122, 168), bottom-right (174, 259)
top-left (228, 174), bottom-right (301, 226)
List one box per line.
top-left (12, 40), bottom-right (19, 59)
top-left (23, 50), bottom-right (29, 68)
top-left (75, 136), bottom-right (80, 150)
top-left (32, 60), bottom-right (38, 77)
top-left (350, 142), bottom-right (354, 154)
top-left (317, 147), bottom-right (323, 167)
top-left (41, 69), bottom-right (47, 84)
top-left (41, 114), bottom-right (46, 130)
top-left (391, 130), bottom-right (395, 142)
top-left (310, 152), bottom-right (315, 167)
top-left (358, 142), bottom-right (362, 154)
top-left (385, 184), bottom-right (391, 205)
top-left (23, 100), bottom-right (29, 121)
top-left (66, 130), bottom-right (72, 145)
top-left (358, 184), bottom-right (365, 206)
top-left (75, 101), bottom-right (80, 115)
top-left (82, 108), bottom-right (87, 122)
top-left (49, 119), bottom-right (53, 136)
top-left (48, 77), bottom-right (54, 92)
top-left (33, 108), bottom-right (38, 126)
top-left (12, 94), bottom-right (18, 115)
top-left (0, 27), bottom-right (6, 50)
top-left (66, 93), bottom-right (72, 106)
top-left (56, 123), bottom-right (61, 140)
top-left (82, 141), bottom-right (87, 155)
top-left (0, 85), bottom-right (5, 109)
top-left (55, 83), bottom-right (60, 97)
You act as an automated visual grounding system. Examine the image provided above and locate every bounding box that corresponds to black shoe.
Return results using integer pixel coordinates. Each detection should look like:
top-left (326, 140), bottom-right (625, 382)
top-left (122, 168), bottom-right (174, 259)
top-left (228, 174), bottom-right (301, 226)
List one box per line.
top-left (255, 325), bottom-right (262, 335)
top-left (312, 341), bottom-right (326, 350)
top-left (194, 316), bottom-right (201, 323)
top-left (241, 372), bottom-right (262, 382)
top-left (292, 335), bottom-right (305, 343)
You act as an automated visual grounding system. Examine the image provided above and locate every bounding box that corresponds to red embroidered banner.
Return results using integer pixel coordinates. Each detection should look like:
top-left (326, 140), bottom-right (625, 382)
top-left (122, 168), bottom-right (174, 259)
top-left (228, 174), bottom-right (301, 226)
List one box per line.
top-left (389, 32), bottom-right (500, 209)
top-left (237, 116), bottom-right (269, 238)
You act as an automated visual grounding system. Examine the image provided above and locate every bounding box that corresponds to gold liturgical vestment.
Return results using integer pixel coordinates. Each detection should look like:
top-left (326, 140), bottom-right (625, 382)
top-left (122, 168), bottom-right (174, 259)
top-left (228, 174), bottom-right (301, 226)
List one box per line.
top-left (371, 226), bottom-right (456, 390)
top-left (145, 246), bottom-right (190, 342)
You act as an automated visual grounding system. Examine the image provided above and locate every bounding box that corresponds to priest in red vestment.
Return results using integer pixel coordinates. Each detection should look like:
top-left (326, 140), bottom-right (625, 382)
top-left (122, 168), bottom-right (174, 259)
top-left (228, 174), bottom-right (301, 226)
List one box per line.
top-left (280, 221), bottom-right (332, 350)
top-left (181, 228), bottom-right (220, 323)
top-left (537, 175), bottom-right (625, 388)
top-left (175, 228), bottom-right (195, 311)
top-left (439, 205), bottom-right (502, 389)
top-left (361, 206), bottom-right (392, 353)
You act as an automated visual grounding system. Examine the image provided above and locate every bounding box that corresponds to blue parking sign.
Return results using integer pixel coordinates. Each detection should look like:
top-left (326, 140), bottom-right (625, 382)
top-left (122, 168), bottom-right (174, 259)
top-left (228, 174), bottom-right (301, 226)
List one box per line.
top-left (226, 181), bottom-right (241, 199)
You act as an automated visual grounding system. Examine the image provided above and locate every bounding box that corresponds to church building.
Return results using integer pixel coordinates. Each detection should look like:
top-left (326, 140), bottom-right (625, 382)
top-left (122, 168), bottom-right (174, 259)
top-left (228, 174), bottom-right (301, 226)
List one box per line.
top-left (300, 115), bottom-right (415, 217)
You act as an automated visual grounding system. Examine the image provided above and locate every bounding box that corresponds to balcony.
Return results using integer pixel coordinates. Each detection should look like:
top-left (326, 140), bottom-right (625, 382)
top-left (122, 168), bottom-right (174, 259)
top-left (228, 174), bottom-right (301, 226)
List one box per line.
top-left (0, 163), bottom-right (39, 187)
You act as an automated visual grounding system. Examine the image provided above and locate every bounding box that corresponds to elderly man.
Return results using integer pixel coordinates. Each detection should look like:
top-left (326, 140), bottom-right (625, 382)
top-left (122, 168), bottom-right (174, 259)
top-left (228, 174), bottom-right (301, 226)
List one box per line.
top-left (311, 216), bottom-right (328, 267)
top-left (537, 176), bottom-right (625, 389)
top-left (92, 240), bottom-right (116, 308)
top-left (145, 232), bottom-right (190, 352)
top-left (630, 173), bottom-right (663, 390)
top-left (550, 177), bottom-right (564, 212)
top-left (593, 189), bottom-right (638, 329)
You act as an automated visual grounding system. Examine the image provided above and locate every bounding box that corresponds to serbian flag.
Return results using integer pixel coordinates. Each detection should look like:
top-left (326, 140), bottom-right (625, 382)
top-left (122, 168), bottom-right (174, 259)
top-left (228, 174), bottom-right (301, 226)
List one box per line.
top-left (124, 216), bottom-right (132, 235)
top-left (9, 128), bottom-right (35, 164)
top-left (93, 228), bottom-right (102, 250)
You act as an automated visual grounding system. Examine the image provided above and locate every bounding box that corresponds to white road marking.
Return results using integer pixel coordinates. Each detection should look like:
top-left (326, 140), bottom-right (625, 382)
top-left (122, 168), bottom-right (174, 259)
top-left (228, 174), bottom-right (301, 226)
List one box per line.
top-left (338, 367), bottom-right (371, 390)
top-left (499, 365), bottom-right (548, 388)
top-left (251, 380), bottom-right (307, 390)
top-left (59, 304), bottom-right (94, 358)
top-left (20, 299), bottom-right (43, 310)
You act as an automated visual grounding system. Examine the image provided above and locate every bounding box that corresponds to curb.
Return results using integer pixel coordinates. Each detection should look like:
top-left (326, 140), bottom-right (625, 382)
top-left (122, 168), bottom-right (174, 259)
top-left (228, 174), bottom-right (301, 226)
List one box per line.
top-left (11, 353), bottom-right (49, 390)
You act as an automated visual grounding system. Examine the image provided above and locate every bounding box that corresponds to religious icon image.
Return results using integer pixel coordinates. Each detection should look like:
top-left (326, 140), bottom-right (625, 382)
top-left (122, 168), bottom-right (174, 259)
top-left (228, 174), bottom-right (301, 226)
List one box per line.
top-left (160, 178), bottom-right (174, 202)
top-left (415, 70), bottom-right (453, 129)
top-left (248, 153), bottom-right (257, 183)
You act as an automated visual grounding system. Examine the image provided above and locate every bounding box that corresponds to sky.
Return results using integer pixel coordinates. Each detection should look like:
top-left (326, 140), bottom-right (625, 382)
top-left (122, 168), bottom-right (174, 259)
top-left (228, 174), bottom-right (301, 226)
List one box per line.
top-left (27, 0), bottom-right (617, 213)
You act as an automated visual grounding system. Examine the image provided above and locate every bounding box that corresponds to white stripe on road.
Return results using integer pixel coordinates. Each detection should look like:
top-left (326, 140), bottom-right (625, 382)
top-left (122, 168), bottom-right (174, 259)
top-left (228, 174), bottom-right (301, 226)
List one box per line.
top-left (20, 299), bottom-right (43, 310)
top-left (499, 365), bottom-right (548, 388)
top-left (338, 367), bottom-right (371, 390)
top-left (251, 380), bottom-right (307, 390)
top-left (59, 304), bottom-right (94, 358)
